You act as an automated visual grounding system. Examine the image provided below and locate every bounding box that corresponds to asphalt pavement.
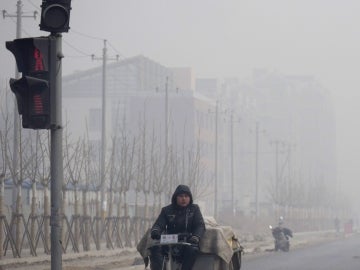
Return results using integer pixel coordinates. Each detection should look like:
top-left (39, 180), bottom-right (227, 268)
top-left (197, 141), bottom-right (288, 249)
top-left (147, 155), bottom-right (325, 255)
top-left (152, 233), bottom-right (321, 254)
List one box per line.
top-left (118, 230), bottom-right (347, 270)
top-left (243, 233), bottom-right (360, 270)
top-left (0, 230), bottom-right (351, 270)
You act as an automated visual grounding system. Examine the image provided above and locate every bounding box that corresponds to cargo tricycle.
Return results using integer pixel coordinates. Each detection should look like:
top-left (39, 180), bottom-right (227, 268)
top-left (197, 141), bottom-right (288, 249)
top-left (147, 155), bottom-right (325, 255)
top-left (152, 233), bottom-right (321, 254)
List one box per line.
top-left (137, 218), bottom-right (243, 270)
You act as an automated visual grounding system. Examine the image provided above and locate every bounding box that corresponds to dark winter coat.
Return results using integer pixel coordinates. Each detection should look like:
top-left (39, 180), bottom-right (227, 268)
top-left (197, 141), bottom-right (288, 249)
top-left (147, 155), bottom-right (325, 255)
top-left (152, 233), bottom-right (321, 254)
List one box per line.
top-left (151, 185), bottom-right (206, 239)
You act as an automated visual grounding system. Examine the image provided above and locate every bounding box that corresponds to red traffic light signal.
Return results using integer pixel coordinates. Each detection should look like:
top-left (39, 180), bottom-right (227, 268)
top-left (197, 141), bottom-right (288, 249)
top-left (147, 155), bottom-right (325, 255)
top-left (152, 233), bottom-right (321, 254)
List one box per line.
top-left (40, 0), bottom-right (72, 33)
top-left (9, 76), bottom-right (50, 129)
top-left (6, 37), bottom-right (52, 129)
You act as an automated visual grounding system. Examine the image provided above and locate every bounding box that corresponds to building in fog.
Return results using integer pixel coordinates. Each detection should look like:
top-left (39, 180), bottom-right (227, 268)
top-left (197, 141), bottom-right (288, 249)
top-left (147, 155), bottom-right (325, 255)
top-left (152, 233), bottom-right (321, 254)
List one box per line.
top-left (239, 69), bottom-right (337, 214)
top-left (62, 55), bottom-right (217, 215)
top-left (196, 70), bottom-right (337, 217)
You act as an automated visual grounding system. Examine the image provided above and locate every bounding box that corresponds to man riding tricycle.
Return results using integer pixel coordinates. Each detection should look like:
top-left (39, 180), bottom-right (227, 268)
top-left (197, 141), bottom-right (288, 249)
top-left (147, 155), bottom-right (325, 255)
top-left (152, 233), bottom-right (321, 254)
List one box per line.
top-left (137, 185), bottom-right (243, 270)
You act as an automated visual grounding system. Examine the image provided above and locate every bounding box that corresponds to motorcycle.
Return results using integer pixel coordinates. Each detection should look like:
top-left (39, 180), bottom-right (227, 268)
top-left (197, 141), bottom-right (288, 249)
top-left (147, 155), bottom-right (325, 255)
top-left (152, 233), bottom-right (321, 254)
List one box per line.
top-left (269, 225), bottom-right (293, 252)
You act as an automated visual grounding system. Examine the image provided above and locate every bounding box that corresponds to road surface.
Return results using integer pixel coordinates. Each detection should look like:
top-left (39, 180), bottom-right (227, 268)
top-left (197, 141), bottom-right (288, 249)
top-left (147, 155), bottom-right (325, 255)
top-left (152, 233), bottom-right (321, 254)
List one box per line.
top-left (120, 234), bottom-right (360, 270)
top-left (244, 234), bottom-right (360, 270)
top-left (1, 233), bottom-right (357, 270)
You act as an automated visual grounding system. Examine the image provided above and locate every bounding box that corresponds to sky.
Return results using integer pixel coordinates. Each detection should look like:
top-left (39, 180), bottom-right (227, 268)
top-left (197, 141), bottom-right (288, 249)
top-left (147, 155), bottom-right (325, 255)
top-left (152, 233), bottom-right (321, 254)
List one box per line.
top-left (1, 0), bottom-right (360, 211)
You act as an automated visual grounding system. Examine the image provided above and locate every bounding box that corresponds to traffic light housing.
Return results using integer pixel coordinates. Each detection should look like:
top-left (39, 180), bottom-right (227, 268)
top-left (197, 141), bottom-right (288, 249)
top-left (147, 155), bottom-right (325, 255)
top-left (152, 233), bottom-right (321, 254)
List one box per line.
top-left (40, 0), bottom-right (72, 33)
top-left (6, 37), bottom-right (52, 129)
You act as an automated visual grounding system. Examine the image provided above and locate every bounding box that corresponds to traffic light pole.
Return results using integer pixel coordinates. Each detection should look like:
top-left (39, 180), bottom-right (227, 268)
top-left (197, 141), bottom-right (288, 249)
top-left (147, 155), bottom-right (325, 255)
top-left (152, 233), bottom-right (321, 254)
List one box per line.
top-left (50, 33), bottom-right (63, 270)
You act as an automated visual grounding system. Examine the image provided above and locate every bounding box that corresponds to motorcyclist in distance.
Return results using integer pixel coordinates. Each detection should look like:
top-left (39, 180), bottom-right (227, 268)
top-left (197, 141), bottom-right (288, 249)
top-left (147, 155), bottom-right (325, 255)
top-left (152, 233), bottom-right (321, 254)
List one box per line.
top-left (149, 184), bottom-right (206, 270)
top-left (277, 216), bottom-right (293, 240)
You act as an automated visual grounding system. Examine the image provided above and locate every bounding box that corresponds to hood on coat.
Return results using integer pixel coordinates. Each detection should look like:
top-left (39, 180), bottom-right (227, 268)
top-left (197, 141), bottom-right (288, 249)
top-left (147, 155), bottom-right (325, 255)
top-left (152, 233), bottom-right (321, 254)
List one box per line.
top-left (171, 184), bottom-right (193, 205)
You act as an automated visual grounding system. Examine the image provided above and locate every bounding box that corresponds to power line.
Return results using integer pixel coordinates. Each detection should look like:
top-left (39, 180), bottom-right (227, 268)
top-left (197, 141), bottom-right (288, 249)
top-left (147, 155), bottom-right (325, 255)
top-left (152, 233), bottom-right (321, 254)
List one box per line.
top-left (71, 29), bottom-right (104, 41)
top-left (26, 0), bottom-right (41, 12)
top-left (67, 30), bottom-right (126, 59)
top-left (107, 40), bottom-right (125, 59)
top-left (63, 39), bottom-right (92, 57)
top-left (65, 55), bottom-right (93, 59)
top-left (26, 0), bottom-right (126, 60)
top-left (20, 2), bottom-right (126, 64)
top-left (3, 14), bottom-right (33, 37)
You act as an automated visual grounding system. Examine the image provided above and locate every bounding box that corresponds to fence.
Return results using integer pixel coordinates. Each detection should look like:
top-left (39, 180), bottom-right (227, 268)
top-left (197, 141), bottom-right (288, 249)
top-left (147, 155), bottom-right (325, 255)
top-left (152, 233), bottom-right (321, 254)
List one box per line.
top-left (0, 214), bottom-right (154, 258)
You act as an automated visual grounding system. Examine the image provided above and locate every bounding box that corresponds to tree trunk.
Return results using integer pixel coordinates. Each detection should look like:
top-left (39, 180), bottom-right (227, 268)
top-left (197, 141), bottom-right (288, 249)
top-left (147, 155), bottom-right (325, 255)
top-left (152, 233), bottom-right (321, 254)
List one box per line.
top-left (108, 190), bottom-right (113, 217)
top-left (0, 174), bottom-right (4, 258)
top-left (82, 189), bottom-right (90, 251)
top-left (95, 190), bottom-right (101, 250)
top-left (44, 186), bottom-right (50, 253)
top-left (61, 189), bottom-right (67, 248)
top-left (117, 192), bottom-right (122, 217)
top-left (30, 183), bottom-right (37, 255)
top-left (134, 190), bottom-right (139, 243)
top-left (152, 193), bottom-right (157, 219)
top-left (74, 187), bottom-right (80, 250)
top-left (144, 193), bottom-right (148, 220)
top-left (144, 192), bottom-right (150, 234)
top-left (15, 185), bottom-right (22, 252)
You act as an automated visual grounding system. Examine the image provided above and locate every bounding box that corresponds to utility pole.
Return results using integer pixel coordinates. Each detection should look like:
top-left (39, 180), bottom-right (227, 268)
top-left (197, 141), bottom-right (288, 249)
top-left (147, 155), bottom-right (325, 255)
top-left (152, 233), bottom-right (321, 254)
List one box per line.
top-left (214, 101), bottom-right (219, 219)
top-left (230, 112), bottom-right (234, 216)
top-left (286, 143), bottom-right (295, 204)
top-left (270, 140), bottom-right (281, 203)
top-left (2, 0), bottom-right (37, 251)
top-left (156, 76), bottom-right (180, 200)
top-left (92, 40), bottom-right (118, 220)
top-left (165, 76), bottom-right (169, 155)
top-left (228, 111), bottom-right (241, 217)
top-left (209, 101), bottom-right (226, 219)
top-left (255, 122), bottom-right (259, 219)
top-left (3, 0), bottom-right (37, 218)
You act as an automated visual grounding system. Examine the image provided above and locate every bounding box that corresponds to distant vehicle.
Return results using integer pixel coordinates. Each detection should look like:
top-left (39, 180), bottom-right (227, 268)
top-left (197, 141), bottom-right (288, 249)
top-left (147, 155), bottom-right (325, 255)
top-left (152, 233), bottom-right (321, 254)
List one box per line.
top-left (269, 225), bottom-right (293, 252)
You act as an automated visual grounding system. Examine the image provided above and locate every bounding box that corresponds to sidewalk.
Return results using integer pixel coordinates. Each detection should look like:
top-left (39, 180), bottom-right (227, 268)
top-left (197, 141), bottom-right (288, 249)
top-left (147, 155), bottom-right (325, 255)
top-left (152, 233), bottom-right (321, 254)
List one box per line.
top-left (0, 230), bottom-right (350, 269)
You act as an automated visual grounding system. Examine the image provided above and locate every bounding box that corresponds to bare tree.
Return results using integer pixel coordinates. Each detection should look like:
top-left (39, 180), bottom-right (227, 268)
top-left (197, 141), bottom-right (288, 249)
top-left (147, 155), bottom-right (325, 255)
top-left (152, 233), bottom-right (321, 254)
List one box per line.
top-left (0, 86), bottom-right (11, 258)
top-left (64, 134), bottom-right (87, 250)
top-left (36, 131), bottom-right (51, 253)
top-left (22, 131), bottom-right (42, 254)
top-left (81, 123), bottom-right (97, 251)
top-left (150, 133), bottom-right (168, 217)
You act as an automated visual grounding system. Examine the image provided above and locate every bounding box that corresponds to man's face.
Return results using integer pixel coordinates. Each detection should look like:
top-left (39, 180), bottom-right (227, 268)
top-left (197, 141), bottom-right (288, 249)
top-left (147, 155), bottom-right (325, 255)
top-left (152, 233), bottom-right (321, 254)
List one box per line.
top-left (176, 193), bottom-right (190, 207)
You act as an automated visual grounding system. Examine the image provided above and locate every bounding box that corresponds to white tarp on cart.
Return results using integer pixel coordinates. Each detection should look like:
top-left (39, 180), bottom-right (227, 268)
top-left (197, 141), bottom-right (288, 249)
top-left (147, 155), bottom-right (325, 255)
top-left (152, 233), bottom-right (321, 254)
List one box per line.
top-left (137, 216), bottom-right (240, 269)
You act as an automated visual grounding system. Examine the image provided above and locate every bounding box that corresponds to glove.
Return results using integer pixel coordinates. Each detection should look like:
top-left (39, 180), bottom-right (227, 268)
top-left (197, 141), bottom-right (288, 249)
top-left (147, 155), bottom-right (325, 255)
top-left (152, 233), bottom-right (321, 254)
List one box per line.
top-left (150, 229), bottom-right (161, 240)
top-left (188, 235), bottom-right (200, 245)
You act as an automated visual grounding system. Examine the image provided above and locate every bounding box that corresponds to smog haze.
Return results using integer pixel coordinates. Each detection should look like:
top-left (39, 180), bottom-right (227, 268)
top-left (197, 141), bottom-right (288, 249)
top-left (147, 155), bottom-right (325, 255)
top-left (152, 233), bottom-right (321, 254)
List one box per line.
top-left (1, 0), bottom-right (360, 215)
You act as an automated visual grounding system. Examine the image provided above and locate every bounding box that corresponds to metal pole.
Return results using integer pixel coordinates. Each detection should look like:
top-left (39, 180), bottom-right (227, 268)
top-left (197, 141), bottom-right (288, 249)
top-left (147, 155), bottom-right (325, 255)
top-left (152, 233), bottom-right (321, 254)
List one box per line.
top-left (50, 33), bottom-right (63, 270)
top-left (214, 101), bottom-right (218, 219)
top-left (165, 76), bottom-right (169, 155)
top-left (230, 112), bottom-right (234, 217)
top-left (91, 41), bottom-right (118, 220)
top-left (255, 122), bottom-right (259, 218)
top-left (275, 141), bottom-right (279, 202)
top-left (100, 40), bottom-right (107, 219)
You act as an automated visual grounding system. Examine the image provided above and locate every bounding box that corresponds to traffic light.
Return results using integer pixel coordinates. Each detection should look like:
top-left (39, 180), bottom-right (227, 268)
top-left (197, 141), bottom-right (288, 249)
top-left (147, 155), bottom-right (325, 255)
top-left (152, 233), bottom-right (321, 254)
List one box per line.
top-left (39, 0), bottom-right (72, 33)
top-left (6, 37), bottom-right (52, 129)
